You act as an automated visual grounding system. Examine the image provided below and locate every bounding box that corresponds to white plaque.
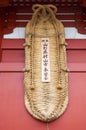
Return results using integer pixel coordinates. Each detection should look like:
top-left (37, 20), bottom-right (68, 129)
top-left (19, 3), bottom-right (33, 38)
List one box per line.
top-left (41, 38), bottom-right (50, 82)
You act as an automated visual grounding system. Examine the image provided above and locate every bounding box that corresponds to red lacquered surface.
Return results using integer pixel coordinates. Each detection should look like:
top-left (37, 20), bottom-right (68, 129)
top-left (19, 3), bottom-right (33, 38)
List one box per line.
top-left (0, 73), bottom-right (86, 130)
top-left (0, 1), bottom-right (86, 129)
top-left (82, 0), bottom-right (86, 7)
top-left (0, 39), bottom-right (86, 130)
top-left (0, 0), bottom-right (9, 7)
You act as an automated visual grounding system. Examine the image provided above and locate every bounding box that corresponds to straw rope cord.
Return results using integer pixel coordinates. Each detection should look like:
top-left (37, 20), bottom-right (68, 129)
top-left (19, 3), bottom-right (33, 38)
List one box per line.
top-left (24, 4), bottom-right (69, 122)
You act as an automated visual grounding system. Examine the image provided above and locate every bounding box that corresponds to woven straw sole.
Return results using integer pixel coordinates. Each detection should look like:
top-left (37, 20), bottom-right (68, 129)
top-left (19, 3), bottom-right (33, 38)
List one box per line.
top-left (24, 18), bottom-right (68, 122)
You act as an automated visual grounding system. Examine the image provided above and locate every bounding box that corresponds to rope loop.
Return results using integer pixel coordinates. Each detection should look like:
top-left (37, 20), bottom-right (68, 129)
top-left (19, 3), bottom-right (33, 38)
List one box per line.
top-left (32, 4), bottom-right (46, 17)
top-left (31, 4), bottom-right (58, 26)
top-left (32, 4), bottom-right (57, 14)
top-left (44, 4), bottom-right (57, 14)
top-left (32, 4), bottom-right (44, 12)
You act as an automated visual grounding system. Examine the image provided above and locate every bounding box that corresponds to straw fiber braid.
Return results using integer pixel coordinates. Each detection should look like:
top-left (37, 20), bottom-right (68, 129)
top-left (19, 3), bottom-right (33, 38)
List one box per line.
top-left (23, 4), bottom-right (69, 122)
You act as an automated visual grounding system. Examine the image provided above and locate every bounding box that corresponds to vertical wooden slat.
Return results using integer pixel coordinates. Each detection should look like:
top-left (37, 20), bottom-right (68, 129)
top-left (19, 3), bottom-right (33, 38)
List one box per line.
top-left (0, 9), bottom-right (4, 62)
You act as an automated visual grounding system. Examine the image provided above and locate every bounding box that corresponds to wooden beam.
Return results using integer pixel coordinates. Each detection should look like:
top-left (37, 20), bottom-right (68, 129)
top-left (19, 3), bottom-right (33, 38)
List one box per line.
top-left (0, 9), bottom-right (4, 62)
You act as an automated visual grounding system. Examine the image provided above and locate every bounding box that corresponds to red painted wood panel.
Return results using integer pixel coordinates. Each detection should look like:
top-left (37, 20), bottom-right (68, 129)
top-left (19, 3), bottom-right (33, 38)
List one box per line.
top-left (0, 38), bottom-right (86, 130)
top-left (1, 50), bottom-right (86, 65)
top-left (0, 1), bottom-right (86, 129)
top-left (1, 39), bottom-right (86, 64)
top-left (2, 50), bottom-right (24, 62)
top-left (67, 50), bottom-right (86, 63)
top-left (0, 63), bottom-right (86, 72)
top-left (2, 39), bottom-right (86, 50)
top-left (0, 73), bottom-right (86, 130)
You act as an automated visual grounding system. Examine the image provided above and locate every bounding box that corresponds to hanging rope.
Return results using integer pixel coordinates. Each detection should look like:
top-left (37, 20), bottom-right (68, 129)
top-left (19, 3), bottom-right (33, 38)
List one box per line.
top-left (29, 4), bottom-right (59, 34)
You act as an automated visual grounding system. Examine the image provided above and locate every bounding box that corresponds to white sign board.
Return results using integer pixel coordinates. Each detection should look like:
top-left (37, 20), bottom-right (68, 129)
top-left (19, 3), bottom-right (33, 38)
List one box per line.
top-left (41, 38), bottom-right (50, 82)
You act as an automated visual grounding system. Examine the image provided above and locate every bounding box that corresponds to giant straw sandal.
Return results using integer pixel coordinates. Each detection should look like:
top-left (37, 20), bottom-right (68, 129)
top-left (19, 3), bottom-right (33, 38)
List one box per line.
top-left (23, 4), bottom-right (69, 122)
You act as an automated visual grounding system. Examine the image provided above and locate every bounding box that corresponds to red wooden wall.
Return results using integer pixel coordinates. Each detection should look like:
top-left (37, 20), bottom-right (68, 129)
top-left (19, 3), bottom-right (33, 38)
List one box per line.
top-left (0, 38), bottom-right (86, 130)
top-left (0, 1), bottom-right (86, 129)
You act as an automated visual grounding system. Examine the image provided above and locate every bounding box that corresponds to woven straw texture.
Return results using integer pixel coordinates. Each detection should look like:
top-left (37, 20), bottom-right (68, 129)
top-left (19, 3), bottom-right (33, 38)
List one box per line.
top-left (24, 4), bottom-right (68, 122)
